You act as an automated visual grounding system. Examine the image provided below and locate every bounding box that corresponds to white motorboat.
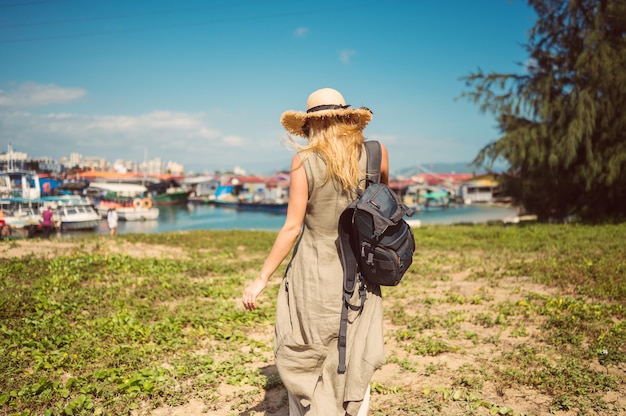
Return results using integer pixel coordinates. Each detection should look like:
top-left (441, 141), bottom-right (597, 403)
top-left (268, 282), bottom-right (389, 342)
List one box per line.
top-left (42, 196), bottom-right (101, 231)
top-left (0, 201), bottom-right (43, 237)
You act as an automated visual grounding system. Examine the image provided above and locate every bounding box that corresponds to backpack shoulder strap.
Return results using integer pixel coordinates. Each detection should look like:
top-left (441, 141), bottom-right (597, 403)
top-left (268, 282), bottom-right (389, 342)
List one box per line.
top-left (337, 207), bottom-right (366, 373)
top-left (364, 140), bottom-right (382, 185)
top-left (336, 141), bottom-right (382, 373)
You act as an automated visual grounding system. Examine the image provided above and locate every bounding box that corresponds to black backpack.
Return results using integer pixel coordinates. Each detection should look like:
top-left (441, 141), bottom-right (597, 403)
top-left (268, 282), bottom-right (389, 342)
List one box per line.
top-left (336, 140), bottom-right (416, 372)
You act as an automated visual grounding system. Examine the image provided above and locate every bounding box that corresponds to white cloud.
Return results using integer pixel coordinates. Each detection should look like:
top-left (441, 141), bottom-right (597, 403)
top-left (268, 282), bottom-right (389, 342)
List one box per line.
top-left (0, 109), bottom-right (227, 161)
top-left (339, 49), bottom-right (356, 64)
top-left (294, 27), bottom-right (309, 37)
top-left (0, 82), bottom-right (86, 108)
top-left (68, 111), bottom-right (216, 136)
top-left (223, 135), bottom-right (245, 147)
top-left (0, 82), bottom-right (293, 173)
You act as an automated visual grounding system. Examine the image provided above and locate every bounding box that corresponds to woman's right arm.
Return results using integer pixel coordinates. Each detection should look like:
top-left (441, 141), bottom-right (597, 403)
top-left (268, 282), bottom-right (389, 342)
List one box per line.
top-left (242, 153), bottom-right (308, 311)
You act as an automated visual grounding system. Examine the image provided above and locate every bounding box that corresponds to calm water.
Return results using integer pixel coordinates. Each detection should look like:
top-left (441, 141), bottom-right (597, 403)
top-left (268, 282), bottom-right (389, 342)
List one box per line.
top-left (74, 203), bottom-right (520, 237)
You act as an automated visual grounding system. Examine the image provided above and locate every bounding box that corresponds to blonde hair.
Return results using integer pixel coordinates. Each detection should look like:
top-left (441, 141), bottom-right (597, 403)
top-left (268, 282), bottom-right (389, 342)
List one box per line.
top-left (289, 115), bottom-right (365, 194)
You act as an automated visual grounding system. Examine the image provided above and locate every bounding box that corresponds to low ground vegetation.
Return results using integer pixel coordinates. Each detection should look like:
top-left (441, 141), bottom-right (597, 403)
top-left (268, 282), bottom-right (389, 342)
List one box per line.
top-left (1, 224), bottom-right (624, 415)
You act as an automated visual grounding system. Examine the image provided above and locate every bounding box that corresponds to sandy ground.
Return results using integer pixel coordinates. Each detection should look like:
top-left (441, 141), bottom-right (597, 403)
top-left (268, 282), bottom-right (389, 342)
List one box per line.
top-left (3, 238), bottom-right (624, 416)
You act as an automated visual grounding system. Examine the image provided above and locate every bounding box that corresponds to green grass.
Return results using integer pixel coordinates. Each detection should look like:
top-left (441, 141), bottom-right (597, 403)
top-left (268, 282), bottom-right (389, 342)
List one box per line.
top-left (1, 223), bottom-right (625, 415)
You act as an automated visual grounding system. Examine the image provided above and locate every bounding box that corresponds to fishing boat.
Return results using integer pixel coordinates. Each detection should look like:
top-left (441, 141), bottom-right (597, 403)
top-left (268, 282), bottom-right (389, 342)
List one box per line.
top-left (151, 187), bottom-right (189, 206)
top-left (144, 179), bottom-right (189, 206)
top-left (95, 199), bottom-right (159, 221)
top-left (87, 182), bottom-right (159, 221)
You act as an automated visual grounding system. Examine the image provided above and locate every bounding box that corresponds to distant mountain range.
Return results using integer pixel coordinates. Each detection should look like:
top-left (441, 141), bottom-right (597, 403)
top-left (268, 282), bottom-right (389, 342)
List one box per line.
top-left (395, 160), bottom-right (512, 178)
top-left (242, 161), bottom-right (481, 177)
top-left (205, 160), bottom-right (505, 177)
top-left (393, 162), bottom-right (482, 178)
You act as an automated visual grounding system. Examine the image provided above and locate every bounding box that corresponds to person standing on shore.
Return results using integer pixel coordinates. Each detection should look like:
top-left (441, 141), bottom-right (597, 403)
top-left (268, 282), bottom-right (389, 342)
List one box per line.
top-left (41, 206), bottom-right (54, 238)
top-left (0, 209), bottom-right (10, 238)
top-left (107, 206), bottom-right (118, 235)
top-left (242, 88), bottom-right (388, 415)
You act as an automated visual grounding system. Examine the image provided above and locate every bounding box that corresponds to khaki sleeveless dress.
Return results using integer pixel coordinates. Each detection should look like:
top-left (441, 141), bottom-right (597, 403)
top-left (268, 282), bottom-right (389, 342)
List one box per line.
top-left (274, 148), bottom-right (386, 415)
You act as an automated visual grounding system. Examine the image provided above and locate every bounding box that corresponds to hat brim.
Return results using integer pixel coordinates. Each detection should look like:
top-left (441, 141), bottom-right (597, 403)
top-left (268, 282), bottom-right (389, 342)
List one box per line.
top-left (281, 107), bottom-right (372, 138)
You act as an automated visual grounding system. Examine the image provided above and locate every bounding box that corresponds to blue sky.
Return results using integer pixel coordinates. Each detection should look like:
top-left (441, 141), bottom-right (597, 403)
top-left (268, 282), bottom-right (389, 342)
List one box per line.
top-left (0, 0), bottom-right (536, 175)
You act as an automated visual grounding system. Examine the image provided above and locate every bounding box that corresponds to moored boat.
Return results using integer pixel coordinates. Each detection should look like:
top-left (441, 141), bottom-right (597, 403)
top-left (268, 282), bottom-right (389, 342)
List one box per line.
top-left (236, 200), bottom-right (288, 214)
top-left (87, 182), bottom-right (159, 221)
top-left (95, 199), bottom-right (159, 221)
top-left (152, 189), bottom-right (189, 206)
top-left (56, 204), bottom-right (100, 230)
top-left (404, 184), bottom-right (453, 211)
top-left (0, 199), bottom-right (43, 237)
top-left (43, 196), bottom-right (100, 231)
top-left (146, 179), bottom-right (189, 206)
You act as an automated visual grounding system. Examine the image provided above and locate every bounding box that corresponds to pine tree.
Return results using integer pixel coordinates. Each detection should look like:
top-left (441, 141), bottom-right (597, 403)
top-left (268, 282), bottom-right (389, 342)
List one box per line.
top-left (462, 0), bottom-right (626, 222)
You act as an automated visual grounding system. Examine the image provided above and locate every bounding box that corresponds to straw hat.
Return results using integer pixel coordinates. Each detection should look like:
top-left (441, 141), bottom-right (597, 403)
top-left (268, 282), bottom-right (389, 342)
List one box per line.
top-left (280, 88), bottom-right (372, 137)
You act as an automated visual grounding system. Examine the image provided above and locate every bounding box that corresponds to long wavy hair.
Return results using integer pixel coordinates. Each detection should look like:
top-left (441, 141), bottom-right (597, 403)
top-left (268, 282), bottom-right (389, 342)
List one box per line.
top-left (288, 114), bottom-right (366, 195)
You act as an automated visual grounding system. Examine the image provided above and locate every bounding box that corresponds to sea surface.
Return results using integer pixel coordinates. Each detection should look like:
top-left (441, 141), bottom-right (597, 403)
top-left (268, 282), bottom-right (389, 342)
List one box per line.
top-left (74, 203), bottom-right (520, 237)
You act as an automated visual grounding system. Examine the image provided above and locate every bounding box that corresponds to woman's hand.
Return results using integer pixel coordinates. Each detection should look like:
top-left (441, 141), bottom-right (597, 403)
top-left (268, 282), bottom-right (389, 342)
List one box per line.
top-left (242, 277), bottom-right (267, 311)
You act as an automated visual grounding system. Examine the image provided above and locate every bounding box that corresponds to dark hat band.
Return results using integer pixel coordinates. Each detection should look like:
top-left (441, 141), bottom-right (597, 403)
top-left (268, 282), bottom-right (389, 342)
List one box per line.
top-left (307, 104), bottom-right (351, 113)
